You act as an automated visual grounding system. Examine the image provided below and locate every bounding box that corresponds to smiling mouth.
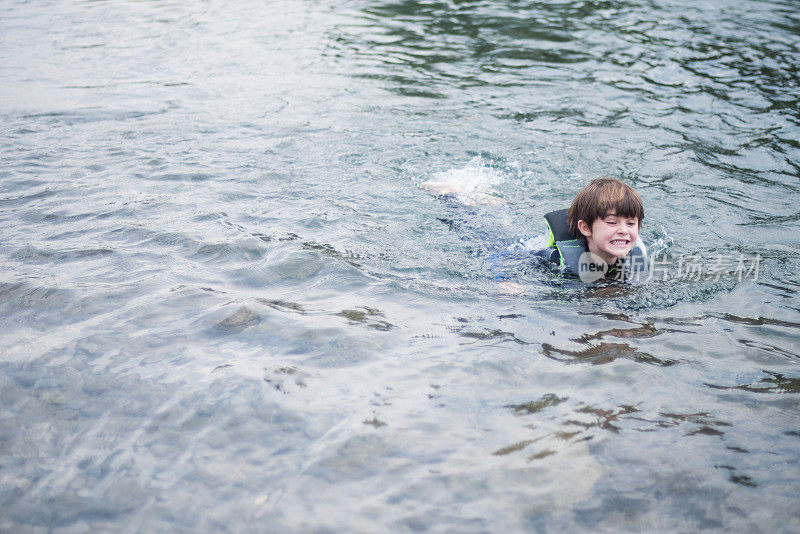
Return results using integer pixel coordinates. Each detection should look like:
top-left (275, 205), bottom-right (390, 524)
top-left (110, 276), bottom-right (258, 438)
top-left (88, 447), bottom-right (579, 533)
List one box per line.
top-left (610, 239), bottom-right (630, 246)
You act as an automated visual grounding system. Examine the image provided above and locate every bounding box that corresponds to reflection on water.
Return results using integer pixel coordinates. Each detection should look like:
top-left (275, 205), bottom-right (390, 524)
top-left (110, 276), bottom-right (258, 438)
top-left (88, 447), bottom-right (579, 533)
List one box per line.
top-left (1, 0), bottom-right (799, 531)
top-left (542, 340), bottom-right (676, 366)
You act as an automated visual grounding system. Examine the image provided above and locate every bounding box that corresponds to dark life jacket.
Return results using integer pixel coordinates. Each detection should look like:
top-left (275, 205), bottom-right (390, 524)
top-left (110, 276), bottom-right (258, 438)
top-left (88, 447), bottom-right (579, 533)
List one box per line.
top-left (542, 208), bottom-right (648, 281)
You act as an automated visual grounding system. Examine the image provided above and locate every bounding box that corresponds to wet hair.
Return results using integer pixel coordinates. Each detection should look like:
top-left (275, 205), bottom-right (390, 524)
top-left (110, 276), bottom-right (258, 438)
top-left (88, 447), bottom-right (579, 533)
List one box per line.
top-left (567, 177), bottom-right (644, 241)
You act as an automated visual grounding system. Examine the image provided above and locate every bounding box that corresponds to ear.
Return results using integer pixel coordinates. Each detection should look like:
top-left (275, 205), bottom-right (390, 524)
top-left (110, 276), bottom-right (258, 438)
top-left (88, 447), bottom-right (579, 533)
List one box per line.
top-left (577, 219), bottom-right (592, 238)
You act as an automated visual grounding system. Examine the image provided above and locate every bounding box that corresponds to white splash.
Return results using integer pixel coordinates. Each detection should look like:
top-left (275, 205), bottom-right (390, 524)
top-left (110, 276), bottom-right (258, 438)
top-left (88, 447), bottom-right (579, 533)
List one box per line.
top-left (424, 157), bottom-right (505, 206)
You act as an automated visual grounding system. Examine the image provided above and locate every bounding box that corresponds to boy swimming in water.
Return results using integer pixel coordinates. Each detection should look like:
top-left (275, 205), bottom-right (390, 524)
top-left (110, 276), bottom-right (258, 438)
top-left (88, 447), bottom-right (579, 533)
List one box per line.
top-left (422, 176), bottom-right (647, 282)
top-left (539, 177), bottom-right (647, 281)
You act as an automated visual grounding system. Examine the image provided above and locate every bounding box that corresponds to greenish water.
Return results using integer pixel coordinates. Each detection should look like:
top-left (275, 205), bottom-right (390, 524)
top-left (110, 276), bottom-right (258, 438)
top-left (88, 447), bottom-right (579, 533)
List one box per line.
top-left (1, 0), bottom-right (799, 531)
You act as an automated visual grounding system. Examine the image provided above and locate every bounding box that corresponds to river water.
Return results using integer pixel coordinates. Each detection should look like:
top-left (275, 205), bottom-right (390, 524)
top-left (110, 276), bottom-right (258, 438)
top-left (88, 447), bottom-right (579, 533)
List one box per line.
top-left (1, 0), bottom-right (799, 531)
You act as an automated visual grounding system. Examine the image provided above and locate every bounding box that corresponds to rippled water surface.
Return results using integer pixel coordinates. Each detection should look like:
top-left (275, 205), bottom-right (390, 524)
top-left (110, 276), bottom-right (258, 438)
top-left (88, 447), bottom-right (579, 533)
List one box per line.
top-left (2, 0), bottom-right (799, 531)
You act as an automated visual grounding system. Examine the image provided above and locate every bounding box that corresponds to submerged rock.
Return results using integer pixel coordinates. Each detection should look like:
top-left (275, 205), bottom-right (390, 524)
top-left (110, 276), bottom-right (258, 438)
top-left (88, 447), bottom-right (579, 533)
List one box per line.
top-left (215, 307), bottom-right (261, 333)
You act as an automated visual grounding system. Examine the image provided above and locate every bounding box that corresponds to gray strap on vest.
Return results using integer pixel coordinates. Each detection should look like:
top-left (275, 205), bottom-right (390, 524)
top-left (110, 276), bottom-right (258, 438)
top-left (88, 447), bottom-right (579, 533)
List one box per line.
top-left (554, 239), bottom-right (586, 276)
top-left (617, 245), bottom-right (649, 282)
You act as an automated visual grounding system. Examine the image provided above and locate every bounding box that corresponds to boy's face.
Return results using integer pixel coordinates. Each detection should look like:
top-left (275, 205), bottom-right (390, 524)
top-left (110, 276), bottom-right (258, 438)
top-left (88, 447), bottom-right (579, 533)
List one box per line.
top-left (577, 211), bottom-right (639, 264)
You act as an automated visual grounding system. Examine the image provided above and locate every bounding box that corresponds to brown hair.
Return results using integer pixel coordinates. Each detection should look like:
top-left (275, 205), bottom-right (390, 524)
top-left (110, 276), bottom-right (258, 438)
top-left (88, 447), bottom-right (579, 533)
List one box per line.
top-left (567, 177), bottom-right (644, 240)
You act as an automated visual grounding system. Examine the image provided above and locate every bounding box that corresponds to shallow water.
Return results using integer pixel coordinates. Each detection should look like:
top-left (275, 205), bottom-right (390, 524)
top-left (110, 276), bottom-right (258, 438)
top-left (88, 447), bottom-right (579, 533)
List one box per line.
top-left (1, 0), bottom-right (799, 531)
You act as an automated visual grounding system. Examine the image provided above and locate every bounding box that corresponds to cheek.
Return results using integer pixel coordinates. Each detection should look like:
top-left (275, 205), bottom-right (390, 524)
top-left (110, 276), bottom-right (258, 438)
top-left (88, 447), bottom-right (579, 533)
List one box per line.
top-left (601, 225), bottom-right (617, 238)
top-left (591, 223), bottom-right (609, 236)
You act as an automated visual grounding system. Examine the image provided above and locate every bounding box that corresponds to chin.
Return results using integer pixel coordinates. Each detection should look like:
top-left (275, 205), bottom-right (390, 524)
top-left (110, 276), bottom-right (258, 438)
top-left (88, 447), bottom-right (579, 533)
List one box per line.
top-left (609, 249), bottom-right (633, 260)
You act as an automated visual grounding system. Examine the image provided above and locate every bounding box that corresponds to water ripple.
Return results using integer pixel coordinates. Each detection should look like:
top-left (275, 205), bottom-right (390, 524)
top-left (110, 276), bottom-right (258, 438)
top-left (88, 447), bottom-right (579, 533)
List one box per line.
top-left (1, 0), bottom-right (799, 531)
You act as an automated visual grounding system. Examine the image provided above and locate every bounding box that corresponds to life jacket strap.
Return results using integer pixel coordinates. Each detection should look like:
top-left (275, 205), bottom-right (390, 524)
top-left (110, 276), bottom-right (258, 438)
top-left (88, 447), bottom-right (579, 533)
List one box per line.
top-left (554, 239), bottom-right (586, 270)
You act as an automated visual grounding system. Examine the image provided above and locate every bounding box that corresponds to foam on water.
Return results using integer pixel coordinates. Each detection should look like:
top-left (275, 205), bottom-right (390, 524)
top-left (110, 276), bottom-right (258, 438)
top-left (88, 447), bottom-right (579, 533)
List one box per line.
top-left (427, 156), bottom-right (504, 199)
